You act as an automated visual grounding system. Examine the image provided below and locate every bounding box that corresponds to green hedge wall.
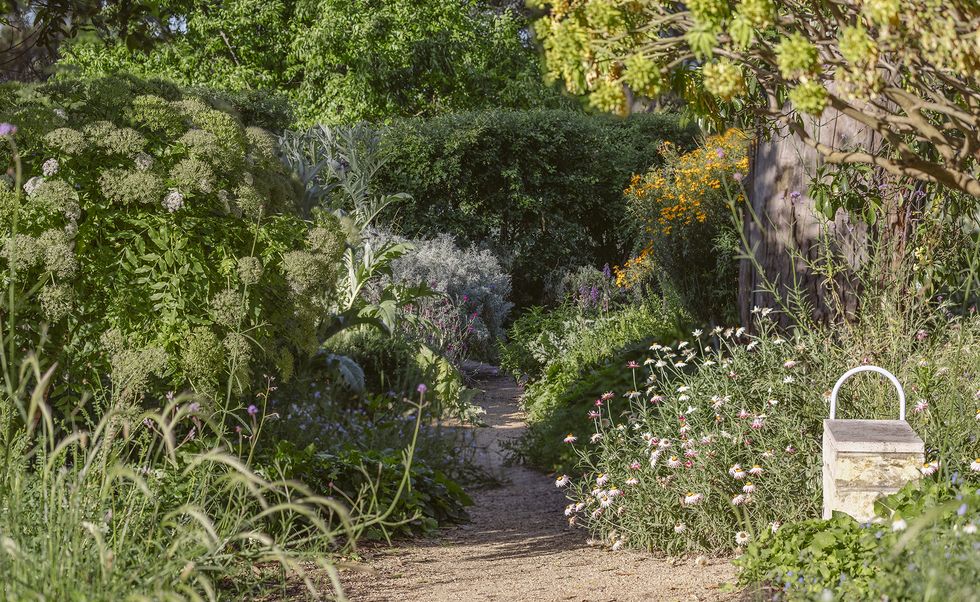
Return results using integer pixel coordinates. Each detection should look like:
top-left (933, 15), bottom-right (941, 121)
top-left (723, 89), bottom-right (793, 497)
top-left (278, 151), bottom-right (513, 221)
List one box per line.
top-left (377, 109), bottom-right (697, 308)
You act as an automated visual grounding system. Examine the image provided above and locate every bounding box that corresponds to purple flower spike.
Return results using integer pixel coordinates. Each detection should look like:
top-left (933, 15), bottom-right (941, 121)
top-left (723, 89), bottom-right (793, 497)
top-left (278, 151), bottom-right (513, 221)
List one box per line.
top-left (0, 123), bottom-right (17, 137)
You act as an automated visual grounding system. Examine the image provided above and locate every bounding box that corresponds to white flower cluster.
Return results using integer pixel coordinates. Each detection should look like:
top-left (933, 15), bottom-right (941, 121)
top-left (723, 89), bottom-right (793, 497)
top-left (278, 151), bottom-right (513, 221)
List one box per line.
top-left (162, 189), bottom-right (185, 213)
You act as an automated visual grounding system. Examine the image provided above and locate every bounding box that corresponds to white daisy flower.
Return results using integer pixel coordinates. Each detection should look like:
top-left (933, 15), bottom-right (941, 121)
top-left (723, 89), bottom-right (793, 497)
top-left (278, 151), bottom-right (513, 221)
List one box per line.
top-left (748, 465), bottom-right (764, 476)
top-left (611, 539), bottom-right (624, 551)
top-left (963, 523), bottom-right (977, 535)
top-left (731, 494), bottom-right (747, 506)
top-left (742, 482), bottom-right (755, 494)
top-left (735, 531), bottom-right (750, 545)
top-left (674, 522), bottom-right (687, 534)
top-left (892, 518), bottom-right (907, 532)
top-left (692, 329), bottom-right (703, 337)
top-left (920, 461), bottom-right (939, 476)
top-left (596, 473), bottom-right (610, 486)
top-left (770, 521), bottom-right (781, 533)
top-left (971, 458), bottom-right (980, 473)
top-left (649, 449), bottom-right (663, 468)
top-left (555, 475), bottom-right (571, 488)
top-left (626, 477), bottom-right (639, 486)
top-left (658, 438), bottom-right (672, 448)
top-left (682, 492), bottom-right (703, 506)
top-left (591, 432), bottom-right (603, 443)
top-left (575, 502), bottom-right (586, 512)
top-left (667, 456), bottom-right (682, 468)
top-left (564, 503), bottom-right (575, 516)
top-left (746, 340), bottom-right (759, 350)
top-left (735, 327), bottom-right (746, 337)
top-left (563, 434), bottom-right (577, 444)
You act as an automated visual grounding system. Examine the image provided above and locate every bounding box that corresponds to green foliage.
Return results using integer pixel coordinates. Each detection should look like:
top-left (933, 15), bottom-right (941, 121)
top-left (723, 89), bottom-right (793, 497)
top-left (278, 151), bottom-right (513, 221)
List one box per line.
top-left (735, 480), bottom-right (980, 600)
top-left (507, 299), bottom-right (686, 471)
top-left (0, 75), bottom-right (339, 405)
top-left (377, 109), bottom-right (698, 307)
top-left (531, 0), bottom-right (980, 198)
top-left (57, 0), bottom-right (567, 125)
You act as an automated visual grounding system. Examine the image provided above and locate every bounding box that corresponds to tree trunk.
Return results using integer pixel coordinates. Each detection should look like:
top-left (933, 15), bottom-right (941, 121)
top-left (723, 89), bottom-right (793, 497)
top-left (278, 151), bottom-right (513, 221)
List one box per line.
top-left (739, 110), bottom-right (883, 327)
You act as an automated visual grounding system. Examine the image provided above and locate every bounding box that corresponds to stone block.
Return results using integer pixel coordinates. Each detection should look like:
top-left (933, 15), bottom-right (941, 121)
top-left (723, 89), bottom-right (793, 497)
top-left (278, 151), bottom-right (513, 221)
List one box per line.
top-left (822, 419), bottom-right (924, 521)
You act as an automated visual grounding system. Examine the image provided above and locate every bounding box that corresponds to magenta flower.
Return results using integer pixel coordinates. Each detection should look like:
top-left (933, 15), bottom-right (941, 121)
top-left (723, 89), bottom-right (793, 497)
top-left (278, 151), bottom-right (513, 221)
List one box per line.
top-left (626, 361), bottom-right (640, 369)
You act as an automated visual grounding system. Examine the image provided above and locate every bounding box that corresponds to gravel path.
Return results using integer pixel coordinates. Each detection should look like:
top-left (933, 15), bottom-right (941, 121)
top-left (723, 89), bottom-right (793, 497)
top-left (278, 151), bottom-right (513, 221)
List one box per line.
top-left (339, 365), bottom-right (738, 602)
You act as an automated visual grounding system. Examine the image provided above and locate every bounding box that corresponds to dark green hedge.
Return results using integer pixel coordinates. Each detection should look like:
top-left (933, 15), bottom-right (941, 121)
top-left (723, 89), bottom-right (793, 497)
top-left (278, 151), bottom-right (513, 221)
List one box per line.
top-left (377, 109), bottom-right (697, 308)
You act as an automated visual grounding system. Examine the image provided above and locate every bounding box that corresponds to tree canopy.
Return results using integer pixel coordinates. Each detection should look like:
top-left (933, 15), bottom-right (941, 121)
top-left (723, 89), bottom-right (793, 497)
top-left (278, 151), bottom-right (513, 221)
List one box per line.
top-left (54, 0), bottom-right (566, 124)
top-left (530, 0), bottom-right (980, 197)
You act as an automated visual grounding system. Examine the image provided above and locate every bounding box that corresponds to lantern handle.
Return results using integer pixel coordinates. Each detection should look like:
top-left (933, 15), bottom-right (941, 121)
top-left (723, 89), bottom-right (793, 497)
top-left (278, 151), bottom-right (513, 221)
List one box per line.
top-left (829, 365), bottom-right (905, 420)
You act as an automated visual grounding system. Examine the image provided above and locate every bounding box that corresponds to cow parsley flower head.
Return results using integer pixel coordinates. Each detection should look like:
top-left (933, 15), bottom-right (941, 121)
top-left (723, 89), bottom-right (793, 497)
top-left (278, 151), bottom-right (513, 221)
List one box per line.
top-left (134, 152), bottom-right (154, 172)
top-left (210, 288), bottom-right (245, 328)
top-left (162, 189), bottom-right (184, 213)
top-left (39, 284), bottom-right (73, 322)
top-left (100, 169), bottom-right (164, 205)
top-left (44, 128), bottom-right (88, 155)
top-left (24, 176), bottom-right (44, 197)
top-left (236, 256), bottom-right (263, 286)
top-left (42, 158), bottom-right (60, 177)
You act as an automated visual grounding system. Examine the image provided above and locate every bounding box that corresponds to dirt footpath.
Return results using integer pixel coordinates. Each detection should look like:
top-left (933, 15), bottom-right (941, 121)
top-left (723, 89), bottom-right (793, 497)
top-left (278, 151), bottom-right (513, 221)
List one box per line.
top-left (339, 365), bottom-right (738, 602)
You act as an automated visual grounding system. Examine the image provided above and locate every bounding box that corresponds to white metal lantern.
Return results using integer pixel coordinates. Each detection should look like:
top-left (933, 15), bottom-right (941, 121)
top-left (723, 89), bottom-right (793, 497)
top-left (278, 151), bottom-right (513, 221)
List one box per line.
top-left (822, 366), bottom-right (924, 521)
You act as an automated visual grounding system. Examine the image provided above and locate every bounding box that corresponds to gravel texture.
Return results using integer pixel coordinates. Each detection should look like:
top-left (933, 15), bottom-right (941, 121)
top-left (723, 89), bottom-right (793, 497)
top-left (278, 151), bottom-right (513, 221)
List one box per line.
top-left (339, 365), bottom-right (739, 602)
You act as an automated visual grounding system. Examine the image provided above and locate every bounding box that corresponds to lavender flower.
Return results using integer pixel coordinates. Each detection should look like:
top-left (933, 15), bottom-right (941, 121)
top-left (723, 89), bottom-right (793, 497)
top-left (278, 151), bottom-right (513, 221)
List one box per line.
top-left (0, 123), bottom-right (17, 137)
top-left (417, 383), bottom-right (428, 395)
top-left (247, 404), bottom-right (259, 417)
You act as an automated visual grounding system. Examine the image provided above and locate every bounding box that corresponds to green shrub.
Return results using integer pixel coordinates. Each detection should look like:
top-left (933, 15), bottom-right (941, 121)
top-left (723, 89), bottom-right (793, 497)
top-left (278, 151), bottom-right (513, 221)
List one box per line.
top-left (555, 304), bottom-right (980, 554)
top-left (0, 75), bottom-right (343, 406)
top-left (377, 109), bottom-right (698, 307)
top-left (735, 479), bottom-right (980, 600)
top-left (510, 299), bottom-right (686, 471)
